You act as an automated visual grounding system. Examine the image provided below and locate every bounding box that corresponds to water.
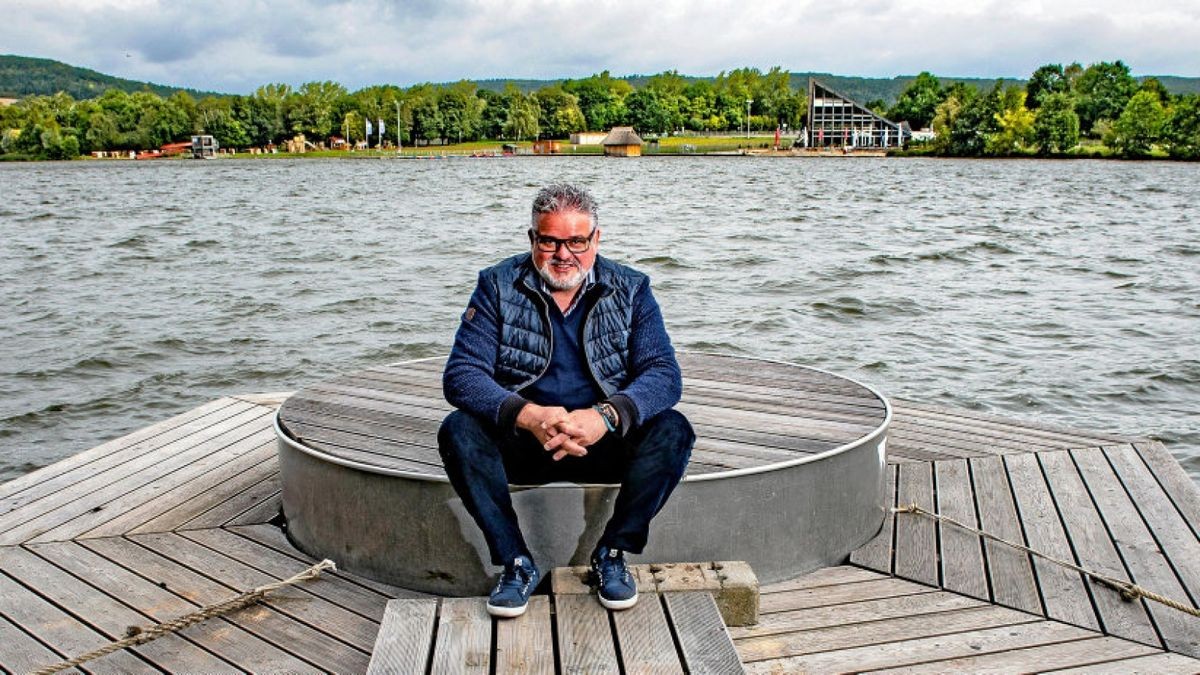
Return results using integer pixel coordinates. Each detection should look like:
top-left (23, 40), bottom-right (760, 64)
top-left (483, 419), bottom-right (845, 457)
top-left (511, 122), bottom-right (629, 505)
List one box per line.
top-left (1, 157), bottom-right (1197, 483)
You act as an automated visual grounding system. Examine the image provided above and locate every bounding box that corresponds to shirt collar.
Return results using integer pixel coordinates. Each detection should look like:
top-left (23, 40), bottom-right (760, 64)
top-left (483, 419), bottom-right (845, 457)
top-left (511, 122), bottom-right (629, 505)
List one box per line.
top-left (540, 267), bottom-right (596, 316)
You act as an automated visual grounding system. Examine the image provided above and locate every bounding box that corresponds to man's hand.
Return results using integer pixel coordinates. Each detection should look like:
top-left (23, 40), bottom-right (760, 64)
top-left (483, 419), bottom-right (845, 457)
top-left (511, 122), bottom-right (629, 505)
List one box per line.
top-left (515, 403), bottom-right (570, 447)
top-left (543, 408), bottom-right (608, 461)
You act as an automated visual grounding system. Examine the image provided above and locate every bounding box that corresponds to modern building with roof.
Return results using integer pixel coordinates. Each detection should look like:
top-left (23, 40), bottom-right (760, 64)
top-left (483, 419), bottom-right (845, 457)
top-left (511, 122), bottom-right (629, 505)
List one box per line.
top-left (600, 126), bottom-right (644, 157)
top-left (805, 78), bottom-right (910, 149)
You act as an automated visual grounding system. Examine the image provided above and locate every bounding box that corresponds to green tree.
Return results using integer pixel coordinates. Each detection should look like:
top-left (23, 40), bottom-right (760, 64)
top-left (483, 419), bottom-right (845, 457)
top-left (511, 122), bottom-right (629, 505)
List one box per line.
top-left (564, 71), bottom-right (630, 130)
top-left (1025, 64), bottom-right (1070, 109)
top-left (534, 85), bottom-right (586, 138)
top-left (289, 81), bottom-right (347, 139)
top-left (1163, 94), bottom-right (1200, 160)
top-left (889, 72), bottom-right (943, 129)
top-left (1137, 77), bottom-right (1171, 105)
top-left (501, 84), bottom-right (539, 140)
top-left (1032, 92), bottom-right (1080, 154)
top-left (986, 87), bottom-right (1034, 155)
top-left (1109, 89), bottom-right (1166, 157)
top-left (1074, 60), bottom-right (1137, 135)
top-left (439, 81), bottom-right (484, 143)
top-left (410, 92), bottom-right (443, 145)
top-left (624, 88), bottom-right (673, 135)
top-left (477, 88), bottom-right (506, 139)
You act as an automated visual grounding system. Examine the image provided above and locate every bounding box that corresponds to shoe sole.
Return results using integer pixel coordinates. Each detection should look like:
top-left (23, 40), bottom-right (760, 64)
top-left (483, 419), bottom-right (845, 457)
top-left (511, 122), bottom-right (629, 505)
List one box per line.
top-left (598, 593), bottom-right (638, 611)
top-left (487, 602), bottom-right (529, 618)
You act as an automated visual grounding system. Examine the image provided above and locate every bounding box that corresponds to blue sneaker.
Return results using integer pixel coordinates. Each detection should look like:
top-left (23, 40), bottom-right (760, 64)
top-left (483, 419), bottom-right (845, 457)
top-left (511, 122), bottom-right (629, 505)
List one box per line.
top-left (591, 546), bottom-right (638, 610)
top-left (487, 555), bottom-right (539, 618)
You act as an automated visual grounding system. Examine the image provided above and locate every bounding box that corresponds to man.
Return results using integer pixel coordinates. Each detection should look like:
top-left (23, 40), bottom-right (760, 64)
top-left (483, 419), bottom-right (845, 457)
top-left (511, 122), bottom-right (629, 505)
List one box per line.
top-left (440, 183), bottom-right (694, 618)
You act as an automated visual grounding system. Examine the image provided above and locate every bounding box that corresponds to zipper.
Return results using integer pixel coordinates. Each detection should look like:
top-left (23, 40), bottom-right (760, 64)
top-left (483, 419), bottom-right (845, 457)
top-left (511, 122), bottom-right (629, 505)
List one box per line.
top-left (582, 286), bottom-right (614, 396)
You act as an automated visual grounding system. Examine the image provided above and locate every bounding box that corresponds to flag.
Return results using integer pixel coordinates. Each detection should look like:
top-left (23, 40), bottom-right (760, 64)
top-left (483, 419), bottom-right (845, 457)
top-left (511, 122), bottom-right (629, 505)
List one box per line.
top-left (379, 119), bottom-right (385, 135)
top-left (366, 119), bottom-right (373, 136)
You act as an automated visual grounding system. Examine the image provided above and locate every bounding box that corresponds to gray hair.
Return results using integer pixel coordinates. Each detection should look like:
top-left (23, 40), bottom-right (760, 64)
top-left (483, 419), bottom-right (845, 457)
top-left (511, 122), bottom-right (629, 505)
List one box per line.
top-left (530, 183), bottom-right (598, 228)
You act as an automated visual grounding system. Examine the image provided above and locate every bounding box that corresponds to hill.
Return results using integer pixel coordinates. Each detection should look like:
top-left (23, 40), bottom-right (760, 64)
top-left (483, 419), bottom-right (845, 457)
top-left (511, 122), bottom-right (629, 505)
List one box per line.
top-left (0, 54), bottom-right (224, 100)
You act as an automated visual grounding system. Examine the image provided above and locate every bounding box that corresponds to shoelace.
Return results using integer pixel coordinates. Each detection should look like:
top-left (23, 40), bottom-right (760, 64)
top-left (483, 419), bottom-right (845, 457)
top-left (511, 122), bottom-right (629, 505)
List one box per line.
top-left (495, 562), bottom-right (533, 594)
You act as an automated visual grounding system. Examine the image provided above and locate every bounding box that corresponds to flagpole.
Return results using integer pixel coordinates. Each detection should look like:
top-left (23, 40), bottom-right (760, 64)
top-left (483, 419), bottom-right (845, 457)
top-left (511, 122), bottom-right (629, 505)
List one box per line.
top-left (396, 100), bottom-right (402, 155)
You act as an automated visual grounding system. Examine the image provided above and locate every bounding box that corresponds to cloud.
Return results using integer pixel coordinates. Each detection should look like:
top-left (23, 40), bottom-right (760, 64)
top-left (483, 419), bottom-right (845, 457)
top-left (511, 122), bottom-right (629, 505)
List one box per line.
top-left (4, 0), bottom-right (1198, 93)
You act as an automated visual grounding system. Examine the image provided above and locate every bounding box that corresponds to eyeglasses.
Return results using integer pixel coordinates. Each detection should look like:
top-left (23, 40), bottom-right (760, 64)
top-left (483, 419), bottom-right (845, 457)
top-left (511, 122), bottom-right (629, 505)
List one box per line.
top-left (529, 228), bottom-right (596, 254)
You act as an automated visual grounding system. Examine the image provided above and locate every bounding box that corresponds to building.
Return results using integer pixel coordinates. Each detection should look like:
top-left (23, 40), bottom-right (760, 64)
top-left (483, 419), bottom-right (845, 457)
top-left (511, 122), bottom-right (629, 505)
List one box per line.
top-left (600, 126), bottom-right (644, 157)
top-left (191, 134), bottom-right (219, 158)
top-left (806, 79), bottom-right (909, 149)
top-left (570, 131), bottom-right (608, 145)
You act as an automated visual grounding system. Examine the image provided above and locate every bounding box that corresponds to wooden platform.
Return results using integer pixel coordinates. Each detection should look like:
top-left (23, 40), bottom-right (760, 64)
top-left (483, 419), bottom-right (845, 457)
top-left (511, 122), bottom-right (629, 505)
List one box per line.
top-left (2, 373), bottom-right (1199, 672)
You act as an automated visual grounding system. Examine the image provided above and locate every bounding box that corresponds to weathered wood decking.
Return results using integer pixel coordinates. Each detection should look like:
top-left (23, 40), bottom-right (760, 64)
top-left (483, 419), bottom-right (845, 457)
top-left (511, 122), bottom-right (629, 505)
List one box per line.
top-left (2, 360), bottom-right (1199, 673)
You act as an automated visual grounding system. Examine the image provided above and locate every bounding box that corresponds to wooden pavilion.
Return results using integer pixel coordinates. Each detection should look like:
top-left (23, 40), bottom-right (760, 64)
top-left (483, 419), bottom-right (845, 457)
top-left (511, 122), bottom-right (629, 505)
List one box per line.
top-left (601, 126), bottom-right (644, 156)
top-left (806, 78), bottom-right (909, 149)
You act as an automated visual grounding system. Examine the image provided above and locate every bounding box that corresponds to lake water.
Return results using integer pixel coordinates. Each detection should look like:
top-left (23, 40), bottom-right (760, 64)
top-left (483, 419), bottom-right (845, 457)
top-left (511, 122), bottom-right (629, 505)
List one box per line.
top-left (1, 156), bottom-right (1197, 483)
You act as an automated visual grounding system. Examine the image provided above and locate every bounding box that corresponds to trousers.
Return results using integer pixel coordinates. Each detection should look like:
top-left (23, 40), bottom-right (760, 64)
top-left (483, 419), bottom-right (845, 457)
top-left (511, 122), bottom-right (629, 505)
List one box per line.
top-left (437, 408), bottom-right (694, 566)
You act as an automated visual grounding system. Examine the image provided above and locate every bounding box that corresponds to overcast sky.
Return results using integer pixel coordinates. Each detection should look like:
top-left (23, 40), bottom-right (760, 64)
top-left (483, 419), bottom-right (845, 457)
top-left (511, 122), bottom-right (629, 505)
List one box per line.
top-left (6, 0), bottom-right (1199, 94)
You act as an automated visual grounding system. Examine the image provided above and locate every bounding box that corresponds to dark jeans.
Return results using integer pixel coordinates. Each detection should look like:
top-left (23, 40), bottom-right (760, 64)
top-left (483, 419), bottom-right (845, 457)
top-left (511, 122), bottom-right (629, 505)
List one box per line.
top-left (437, 408), bottom-right (694, 566)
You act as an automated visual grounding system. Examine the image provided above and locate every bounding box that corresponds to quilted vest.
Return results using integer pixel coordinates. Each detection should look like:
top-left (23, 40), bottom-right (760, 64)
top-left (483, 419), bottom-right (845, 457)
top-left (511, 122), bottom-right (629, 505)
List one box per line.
top-left (490, 253), bottom-right (643, 396)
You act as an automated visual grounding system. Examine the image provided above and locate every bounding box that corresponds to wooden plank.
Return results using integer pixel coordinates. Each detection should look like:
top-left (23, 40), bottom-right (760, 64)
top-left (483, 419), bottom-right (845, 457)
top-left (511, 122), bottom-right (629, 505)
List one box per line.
top-left (495, 595), bottom-right (555, 675)
top-left (0, 572), bottom-right (154, 673)
top-left (935, 458), bottom-right (988, 600)
top-left (863, 635), bottom-right (1158, 673)
top-left (224, 488), bottom-right (282, 527)
top-left (1134, 441), bottom-right (1200, 540)
top-left (735, 604), bottom-right (1040, 663)
top-left (429, 597), bottom-right (491, 675)
top-left (1107, 443), bottom-right (1200, 598)
top-left (0, 406), bottom-right (272, 544)
top-left (730, 590), bottom-right (982, 640)
top-left (850, 464), bottom-right (896, 573)
top-left (1005, 452), bottom-right (1100, 630)
top-left (136, 468), bottom-right (280, 533)
top-left (762, 565), bottom-right (884, 594)
top-left (29, 426), bottom-right (277, 543)
top-left (129, 531), bottom-right (379, 652)
top-left (79, 534), bottom-right (365, 672)
top-left (366, 598), bottom-right (437, 675)
top-left (760, 577), bottom-right (933, 614)
top-left (83, 439), bottom-right (277, 537)
top-left (0, 612), bottom-right (85, 674)
top-left (0, 545), bottom-right (230, 672)
top-left (612, 594), bottom-right (683, 674)
top-left (663, 591), bottom-right (743, 674)
top-left (1072, 446), bottom-right (1200, 657)
top-left (741, 619), bottom-right (1091, 674)
top-left (892, 399), bottom-right (1129, 445)
top-left (229, 523), bottom-right (424, 599)
top-left (555, 592), bottom-right (620, 674)
top-left (1042, 650), bottom-right (1200, 673)
top-left (971, 454), bottom-right (1042, 613)
top-left (893, 461), bottom-right (938, 587)
top-left (0, 397), bottom-right (242, 503)
top-left (1038, 450), bottom-right (1159, 646)
top-left (181, 527), bottom-right (392, 620)
top-left (29, 540), bottom-right (313, 673)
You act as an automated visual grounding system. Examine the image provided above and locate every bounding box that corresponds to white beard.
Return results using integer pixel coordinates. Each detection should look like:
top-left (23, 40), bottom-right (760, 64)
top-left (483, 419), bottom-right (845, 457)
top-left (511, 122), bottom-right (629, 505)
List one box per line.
top-left (537, 259), bottom-right (590, 291)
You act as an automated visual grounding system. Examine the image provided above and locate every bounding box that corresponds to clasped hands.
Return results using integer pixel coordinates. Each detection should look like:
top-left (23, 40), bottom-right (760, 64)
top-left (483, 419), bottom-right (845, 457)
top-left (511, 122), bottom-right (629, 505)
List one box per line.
top-left (516, 403), bottom-right (609, 461)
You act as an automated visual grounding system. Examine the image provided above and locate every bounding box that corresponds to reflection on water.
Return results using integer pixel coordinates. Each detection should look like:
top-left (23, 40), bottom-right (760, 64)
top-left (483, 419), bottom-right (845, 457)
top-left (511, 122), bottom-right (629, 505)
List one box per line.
top-left (1, 157), bottom-right (1198, 482)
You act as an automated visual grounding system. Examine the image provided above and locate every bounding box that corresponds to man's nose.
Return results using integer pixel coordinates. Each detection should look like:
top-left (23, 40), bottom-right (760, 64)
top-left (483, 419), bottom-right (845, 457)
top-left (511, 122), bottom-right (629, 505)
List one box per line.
top-left (553, 244), bottom-right (573, 260)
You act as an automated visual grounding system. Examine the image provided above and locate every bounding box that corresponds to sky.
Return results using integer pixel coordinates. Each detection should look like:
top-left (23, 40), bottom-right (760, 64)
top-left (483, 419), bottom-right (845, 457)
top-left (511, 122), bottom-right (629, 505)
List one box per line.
top-left (5, 0), bottom-right (1199, 94)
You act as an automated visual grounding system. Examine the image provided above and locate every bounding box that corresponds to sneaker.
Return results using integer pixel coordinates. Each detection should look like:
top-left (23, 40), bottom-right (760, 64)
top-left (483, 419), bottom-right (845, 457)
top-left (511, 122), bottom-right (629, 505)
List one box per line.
top-left (487, 555), bottom-right (539, 618)
top-left (590, 546), bottom-right (638, 610)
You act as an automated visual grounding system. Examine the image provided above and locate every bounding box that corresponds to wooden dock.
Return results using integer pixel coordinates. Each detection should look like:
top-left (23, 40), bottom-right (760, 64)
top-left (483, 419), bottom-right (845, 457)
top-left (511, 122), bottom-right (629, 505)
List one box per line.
top-left (2, 363), bottom-right (1199, 672)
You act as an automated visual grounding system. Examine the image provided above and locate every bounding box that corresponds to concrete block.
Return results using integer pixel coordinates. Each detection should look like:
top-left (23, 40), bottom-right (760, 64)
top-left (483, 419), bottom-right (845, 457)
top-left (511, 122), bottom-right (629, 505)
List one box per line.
top-left (551, 565), bottom-right (592, 595)
top-left (713, 560), bottom-right (759, 626)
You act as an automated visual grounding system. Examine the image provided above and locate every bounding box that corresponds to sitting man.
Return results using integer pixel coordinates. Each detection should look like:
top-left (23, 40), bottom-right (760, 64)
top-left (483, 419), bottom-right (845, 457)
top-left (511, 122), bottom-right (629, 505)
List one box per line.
top-left (439, 183), bottom-right (694, 617)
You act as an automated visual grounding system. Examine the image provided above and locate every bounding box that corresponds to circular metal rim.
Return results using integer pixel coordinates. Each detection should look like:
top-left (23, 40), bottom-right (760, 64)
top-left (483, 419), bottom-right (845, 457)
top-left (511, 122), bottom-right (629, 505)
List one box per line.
top-left (274, 351), bottom-right (892, 485)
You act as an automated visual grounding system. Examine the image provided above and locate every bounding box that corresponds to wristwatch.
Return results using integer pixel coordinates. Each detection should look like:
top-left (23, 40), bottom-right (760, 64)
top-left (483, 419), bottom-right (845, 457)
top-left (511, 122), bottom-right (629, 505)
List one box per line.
top-left (593, 402), bottom-right (620, 433)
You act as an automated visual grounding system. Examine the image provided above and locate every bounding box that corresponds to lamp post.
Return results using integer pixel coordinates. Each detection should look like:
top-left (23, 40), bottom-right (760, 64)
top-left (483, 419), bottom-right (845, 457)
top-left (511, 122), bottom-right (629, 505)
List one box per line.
top-left (745, 99), bottom-right (753, 138)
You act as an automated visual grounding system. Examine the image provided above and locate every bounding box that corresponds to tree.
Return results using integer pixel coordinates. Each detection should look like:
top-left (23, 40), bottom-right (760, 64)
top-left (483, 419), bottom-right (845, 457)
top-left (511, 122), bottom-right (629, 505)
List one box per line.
top-left (439, 81), bottom-right (484, 143)
top-left (501, 85), bottom-right (539, 141)
top-left (889, 72), bottom-right (943, 129)
top-left (410, 93), bottom-right (443, 145)
top-left (1137, 77), bottom-right (1171, 105)
top-left (289, 81), bottom-right (347, 139)
top-left (1109, 90), bottom-right (1166, 157)
top-left (1163, 94), bottom-right (1200, 160)
top-left (1074, 60), bottom-right (1137, 135)
top-left (563, 71), bottom-right (630, 130)
top-left (477, 88), bottom-right (506, 139)
top-left (624, 89), bottom-right (672, 135)
top-left (986, 87), bottom-right (1034, 155)
top-left (533, 85), bottom-right (585, 139)
top-left (1025, 64), bottom-right (1071, 110)
top-left (1032, 92), bottom-right (1080, 154)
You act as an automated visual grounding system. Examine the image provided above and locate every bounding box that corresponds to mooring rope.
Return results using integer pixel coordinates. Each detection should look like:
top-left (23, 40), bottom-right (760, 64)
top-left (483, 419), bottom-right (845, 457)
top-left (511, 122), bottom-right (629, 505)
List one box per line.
top-left (892, 503), bottom-right (1200, 619)
top-left (31, 559), bottom-right (337, 675)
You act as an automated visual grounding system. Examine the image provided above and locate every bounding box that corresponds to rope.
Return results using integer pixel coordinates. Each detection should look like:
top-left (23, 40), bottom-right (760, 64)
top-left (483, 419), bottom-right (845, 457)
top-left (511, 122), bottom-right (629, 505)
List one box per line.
top-left (892, 503), bottom-right (1200, 618)
top-left (31, 559), bottom-right (336, 675)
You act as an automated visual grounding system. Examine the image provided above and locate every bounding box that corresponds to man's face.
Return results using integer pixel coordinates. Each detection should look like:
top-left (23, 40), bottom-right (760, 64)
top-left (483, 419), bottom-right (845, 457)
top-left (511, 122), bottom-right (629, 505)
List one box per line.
top-left (531, 209), bottom-right (599, 292)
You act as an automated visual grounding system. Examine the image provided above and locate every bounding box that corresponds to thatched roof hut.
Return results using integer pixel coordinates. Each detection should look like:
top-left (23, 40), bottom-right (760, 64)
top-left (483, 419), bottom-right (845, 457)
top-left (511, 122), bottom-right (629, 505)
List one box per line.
top-left (601, 126), bottom-right (644, 157)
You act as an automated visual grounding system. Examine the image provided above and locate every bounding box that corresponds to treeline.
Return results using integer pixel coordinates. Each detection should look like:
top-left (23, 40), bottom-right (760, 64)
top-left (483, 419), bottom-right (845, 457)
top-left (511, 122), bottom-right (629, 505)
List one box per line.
top-left (1, 60), bottom-right (1197, 160)
top-left (895, 61), bottom-right (1200, 159)
top-left (0, 67), bottom-right (805, 159)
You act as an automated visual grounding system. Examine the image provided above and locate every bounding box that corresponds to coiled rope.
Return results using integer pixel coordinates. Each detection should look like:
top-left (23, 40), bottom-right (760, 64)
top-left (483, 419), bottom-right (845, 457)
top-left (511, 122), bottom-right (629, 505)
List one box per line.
top-left (893, 503), bottom-right (1200, 618)
top-left (32, 559), bottom-right (336, 675)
